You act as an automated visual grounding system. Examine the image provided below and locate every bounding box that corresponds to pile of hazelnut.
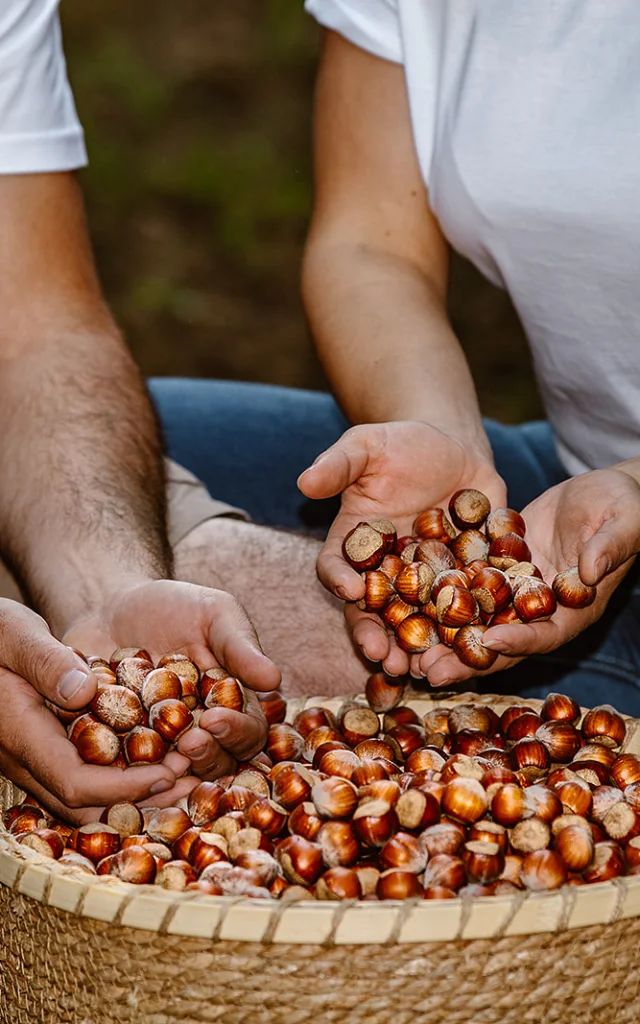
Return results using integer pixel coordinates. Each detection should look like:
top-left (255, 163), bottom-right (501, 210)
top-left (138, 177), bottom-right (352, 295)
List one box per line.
top-left (5, 668), bottom-right (640, 902)
top-left (51, 649), bottom-right (249, 767)
top-left (342, 488), bottom-right (596, 669)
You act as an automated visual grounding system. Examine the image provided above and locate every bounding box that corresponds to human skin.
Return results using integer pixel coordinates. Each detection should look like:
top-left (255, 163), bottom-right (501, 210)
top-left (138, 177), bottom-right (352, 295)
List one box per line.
top-left (0, 173), bottom-right (283, 822)
top-left (300, 32), bottom-right (640, 681)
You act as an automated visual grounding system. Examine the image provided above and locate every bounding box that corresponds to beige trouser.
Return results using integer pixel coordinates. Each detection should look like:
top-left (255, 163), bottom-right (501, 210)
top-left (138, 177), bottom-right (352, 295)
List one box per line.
top-left (0, 459), bottom-right (248, 603)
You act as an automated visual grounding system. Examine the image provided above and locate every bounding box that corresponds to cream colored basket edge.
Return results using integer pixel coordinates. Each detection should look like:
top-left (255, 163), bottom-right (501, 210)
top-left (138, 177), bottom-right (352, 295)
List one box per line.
top-left (2, 690), bottom-right (640, 947)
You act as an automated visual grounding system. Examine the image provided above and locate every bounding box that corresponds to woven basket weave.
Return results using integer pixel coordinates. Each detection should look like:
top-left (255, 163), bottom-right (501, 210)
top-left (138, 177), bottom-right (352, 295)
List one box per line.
top-left (2, 691), bottom-right (640, 1024)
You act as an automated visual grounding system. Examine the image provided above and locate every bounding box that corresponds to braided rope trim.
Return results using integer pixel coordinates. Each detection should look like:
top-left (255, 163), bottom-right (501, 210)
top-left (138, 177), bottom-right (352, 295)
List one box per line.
top-left (1, 694), bottom-right (639, 945)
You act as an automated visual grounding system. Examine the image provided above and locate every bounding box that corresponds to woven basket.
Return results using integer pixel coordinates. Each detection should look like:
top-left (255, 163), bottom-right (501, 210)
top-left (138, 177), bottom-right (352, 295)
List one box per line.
top-left (2, 691), bottom-right (640, 1024)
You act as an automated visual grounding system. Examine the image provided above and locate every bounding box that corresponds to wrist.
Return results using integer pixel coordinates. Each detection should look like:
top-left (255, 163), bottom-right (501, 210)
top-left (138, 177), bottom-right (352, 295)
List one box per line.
top-left (613, 457), bottom-right (640, 488)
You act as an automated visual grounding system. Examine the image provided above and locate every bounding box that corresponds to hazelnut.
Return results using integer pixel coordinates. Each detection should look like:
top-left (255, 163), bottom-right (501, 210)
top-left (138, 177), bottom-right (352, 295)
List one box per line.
top-left (552, 567), bottom-right (597, 609)
top-left (509, 738), bottom-right (550, 782)
top-left (73, 721), bottom-right (121, 766)
top-left (202, 676), bottom-right (246, 713)
top-left (419, 821), bottom-right (466, 858)
top-left (381, 596), bottom-right (416, 629)
top-left (272, 765), bottom-right (312, 810)
top-left (450, 529), bottom-right (490, 565)
top-left (102, 846), bottom-right (157, 884)
top-left (415, 539), bottom-right (456, 577)
top-left (288, 802), bottom-right (323, 842)
top-left (357, 570), bottom-right (396, 612)
top-left (435, 585), bottom-right (479, 627)
top-left (122, 726), bottom-right (167, 765)
top-left (187, 781), bottom-right (225, 825)
top-left (512, 577), bottom-right (557, 623)
top-left (154, 860), bottom-right (198, 891)
top-left (342, 522), bottom-right (388, 571)
top-left (556, 780), bottom-right (593, 818)
top-left (317, 748), bottom-right (361, 780)
top-left (377, 869), bottom-right (423, 900)
top-left (315, 867), bottom-right (362, 901)
top-left (99, 802), bottom-right (144, 839)
top-left (442, 777), bottom-right (487, 825)
top-left (469, 820), bottom-right (508, 853)
top-left (452, 624), bottom-right (498, 670)
top-left (312, 777), bottom-right (358, 820)
top-left (172, 827), bottom-right (202, 862)
top-left (583, 842), bottom-right (626, 884)
top-left (505, 712), bottom-right (543, 742)
top-left (17, 829), bottom-right (64, 860)
top-left (148, 698), bottom-right (193, 742)
top-left (352, 801), bottom-right (398, 847)
top-left (470, 567), bottom-right (512, 615)
top-left (256, 690), bottom-right (287, 725)
top-left (462, 841), bottom-right (504, 884)
top-left (491, 784), bottom-right (527, 828)
top-left (581, 704), bottom-right (626, 749)
top-left (535, 721), bottom-right (581, 762)
top-left (115, 657), bottom-right (154, 696)
top-left (553, 825), bottom-right (594, 872)
top-left (448, 489), bottom-right (491, 530)
top-left (610, 754), bottom-right (640, 788)
top-left (395, 789), bottom-right (440, 831)
top-left (394, 562), bottom-right (434, 606)
top-left (188, 834), bottom-right (230, 874)
top-left (395, 613), bottom-right (439, 653)
top-left (156, 653), bottom-right (200, 684)
top-left (318, 820), bottom-right (360, 868)
top-left (413, 508), bottom-right (456, 544)
top-left (74, 823), bottom-right (120, 864)
top-left (448, 705), bottom-right (498, 735)
top-left (145, 807), bottom-right (191, 845)
top-left (277, 835), bottom-right (324, 885)
top-left (266, 723), bottom-right (305, 763)
top-left (510, 818), bottom-right (551, 854)
top-left (485, 508), bottom-right (526, 542)
top-left (520, 849), bottom-right (567, 891)
top-left (488, 532), bottom-right (531, 570)
top-left (365, 673), bottom-right (406, 714)
top-left (540, 692), bottom-right (581, 724)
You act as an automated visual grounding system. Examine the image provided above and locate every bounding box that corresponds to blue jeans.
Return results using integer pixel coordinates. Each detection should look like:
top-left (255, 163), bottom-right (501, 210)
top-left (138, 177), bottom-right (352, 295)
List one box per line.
top-left (149, 379), bottom-right (640, 715)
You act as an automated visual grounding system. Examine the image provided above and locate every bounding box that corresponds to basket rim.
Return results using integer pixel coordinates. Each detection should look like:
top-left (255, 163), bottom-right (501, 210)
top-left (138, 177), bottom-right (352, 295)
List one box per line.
top-left (2, 690), bottom-right (639, 945)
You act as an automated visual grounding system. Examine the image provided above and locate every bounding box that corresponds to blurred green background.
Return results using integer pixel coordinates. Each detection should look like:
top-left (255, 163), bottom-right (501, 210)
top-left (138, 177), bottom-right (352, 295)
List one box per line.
top-left (62, 0), bottom-right (542, 424)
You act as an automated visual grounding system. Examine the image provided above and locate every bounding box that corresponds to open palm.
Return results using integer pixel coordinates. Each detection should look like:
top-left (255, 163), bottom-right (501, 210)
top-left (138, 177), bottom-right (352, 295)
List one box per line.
top-left (421, 468), bottom-right (640, 686)
top-left (299, 421), bottom-right (505, 674)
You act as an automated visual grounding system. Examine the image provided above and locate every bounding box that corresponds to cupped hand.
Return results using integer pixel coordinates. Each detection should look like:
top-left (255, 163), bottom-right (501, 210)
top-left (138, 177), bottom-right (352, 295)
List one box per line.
top-left (421, 468), bottom-right (640, 686)
top-left (0, 600), bottom-right (177, 824)
top-left (63, 579), bottom-right (281, 794)
top-left (298, 421), bottom-right (504, 674)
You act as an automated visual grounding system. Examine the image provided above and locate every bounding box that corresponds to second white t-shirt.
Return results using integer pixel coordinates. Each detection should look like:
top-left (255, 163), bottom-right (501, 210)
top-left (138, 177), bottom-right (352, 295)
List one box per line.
top-left (305, 0), bottom-right (640, 477)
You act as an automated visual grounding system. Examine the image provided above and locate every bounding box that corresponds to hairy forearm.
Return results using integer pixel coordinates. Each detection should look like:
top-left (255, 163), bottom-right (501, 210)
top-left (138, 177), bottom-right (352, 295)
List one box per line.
top-left (174, 518), bottom-right (369, 698)
top-left (0, 320), bottom-right (171, 633)
top-left (302, 241), bottom-right (490, 457)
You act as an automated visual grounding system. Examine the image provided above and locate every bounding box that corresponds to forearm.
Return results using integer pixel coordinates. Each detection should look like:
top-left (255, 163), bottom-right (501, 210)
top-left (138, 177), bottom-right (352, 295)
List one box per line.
top-left (0, 319), bottom-right (170, 635)
top-left (303, 240), bottom-right (491, 459)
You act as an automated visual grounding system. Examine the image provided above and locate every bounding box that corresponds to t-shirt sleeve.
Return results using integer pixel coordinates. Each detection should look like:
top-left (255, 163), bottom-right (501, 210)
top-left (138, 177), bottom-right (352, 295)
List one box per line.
top-left (304, 0), bottom-right (403, 64)
top-left (0, 1), bottom-right (87, 174)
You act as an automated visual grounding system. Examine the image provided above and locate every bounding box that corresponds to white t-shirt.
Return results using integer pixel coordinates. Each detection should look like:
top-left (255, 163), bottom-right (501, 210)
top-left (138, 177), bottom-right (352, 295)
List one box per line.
top-left (0, 1), bottom-right (86, 173)
top-left (305, 0), bottom-right (640, 477)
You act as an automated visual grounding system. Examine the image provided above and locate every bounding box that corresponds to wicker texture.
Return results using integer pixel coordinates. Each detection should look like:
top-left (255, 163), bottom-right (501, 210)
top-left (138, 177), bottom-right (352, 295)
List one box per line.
top-left (1, 692), bottom-right (640, 1024)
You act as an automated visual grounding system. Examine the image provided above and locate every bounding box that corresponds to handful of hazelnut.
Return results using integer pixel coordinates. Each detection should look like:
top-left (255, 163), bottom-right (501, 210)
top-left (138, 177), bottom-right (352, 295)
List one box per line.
top-left (341, 489), bottom-right (597, 669)
top-left (52, 647), bottom-right (248, 767)
top-left (5, 678), bottom-right (640, 903)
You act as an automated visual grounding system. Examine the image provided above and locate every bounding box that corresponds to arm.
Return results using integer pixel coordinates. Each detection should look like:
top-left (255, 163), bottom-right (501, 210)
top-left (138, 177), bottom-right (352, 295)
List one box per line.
top-left (0, 173), bottom-right (169, 634)
top-left (0, 174), bottom-right (280, 815)
top-left (300, 32), bottom-right (505, 674)
top-left (302, 31), bottom-right (488, 454)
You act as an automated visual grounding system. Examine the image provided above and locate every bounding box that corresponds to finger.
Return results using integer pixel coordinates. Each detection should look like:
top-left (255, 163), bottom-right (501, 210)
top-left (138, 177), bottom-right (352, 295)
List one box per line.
top-left (198, 705), bottom-right (267, 763)
top-left (416, 644), bottom-right (450, 679)
top-left (201, 589), bottom-right (282, 693)
top-left (316, 532), bottom-right (367, 601)
top-left (1, 675), bottom-right (175, 807)
top-left (138, 776), bottom-right (201, 810)
top-left (425, 648), bottom-right (504, 687)
top-left (381, 640), bottom-right (411, 678)
top-left (297, 429), bottom-right (369, 500)
top-left (177, 723), bottom-right (237, 779)
top-left (162, 750), bottom-right (192, 778)
top-left (347, 604), bottom-right (392, 663)
top-left (481, 619), bottom-right (567, 657)
top-left (579, 510), bottom-right (640, 583)
top-left (0, 600), bottom-right (96, 709)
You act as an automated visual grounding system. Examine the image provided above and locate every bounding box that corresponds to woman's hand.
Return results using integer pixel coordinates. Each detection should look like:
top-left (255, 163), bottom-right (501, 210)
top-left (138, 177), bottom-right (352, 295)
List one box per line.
top-left (63, 579), bottom-right (281, 793)
top-left (299, 421), bottom-right (505, 675)
top-left (421, 468), bottom-right (640, 685)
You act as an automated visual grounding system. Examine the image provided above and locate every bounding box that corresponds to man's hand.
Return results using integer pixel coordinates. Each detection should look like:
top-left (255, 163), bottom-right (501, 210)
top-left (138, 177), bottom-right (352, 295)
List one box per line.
top-left (299, 421), bottom-right (505, 675)
top-left (63, 579), bottom-right (281, 791)
top-left (0, 600), bottom-right (177, 825)
top-left (422, 468), bottom-right (640, 685)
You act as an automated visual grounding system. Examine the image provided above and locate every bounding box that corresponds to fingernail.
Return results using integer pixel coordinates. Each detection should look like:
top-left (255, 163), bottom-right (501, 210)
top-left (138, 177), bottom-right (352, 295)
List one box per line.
top-left (149, 779), bottom-right (172, 795)
top-left (596, 555), bottom-right (611, 579)
top-left (188, 742), bottom-right (209, 757)
top-left (58, 669), bottom-right (92, 702)
top-left (434, 679), bottom-right (451, 688)
top-left (482, 638), bottom-right (510, 652)
top-left (209, 722), bottom-right (230, 740)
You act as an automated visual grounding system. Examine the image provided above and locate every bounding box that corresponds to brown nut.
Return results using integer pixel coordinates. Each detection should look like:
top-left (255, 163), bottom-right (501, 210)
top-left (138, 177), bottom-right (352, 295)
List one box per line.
top-left (462, 840), bottom-right (504, 884)
top-left (342, 522), bottom-right (389, 571)
top-left (73, 721), bottom-right (121, 766)
top-left (140, 668), bottom-right (182, 709)
top-left (509, 738), bottom-right (551, 782)
top-left (414, 539), bottom-right (456, 577)
top-left (379, 832), bottom-right (428, 874)
top-left (376, 869), bottom-right (423, 900)
top-left (114, 657), bottom-right (154, 696)
top-left (277, 835), bottom-right (324, 886)
top-left (540, 692), bottom-right (581, 724)
top-left (581, 704), bottom-right (626, 749)
top-left (512, 577), bottom-right (557, 623)
top-left (99, 802), bottom-right (144, 839)
top-left (583, 842), bottom-right (626, 884)
top-left (450, 529), bottom-right (490, 565)
top-left (256, 690), bottom-right (287, 725)
top-left (441, 777), bottom-right (487, 825)
top-left (552, 567), bottom-right (597, 609)
top-left (312, 778), bottom-right (358, 820)
top-left (74, 823), bottom-right (120, 864)
top-left (435, 585), bottom-right (479, 627)
top-left (148, 698), bottom-right (193, 742)
top-left (202, 676), bottom-right (246, 712)
top-left (448, 489), bottom-right (491, 530)
top-left (452, 624), bottom-right (498, 670)
top-left (535, 721), bottom-right (581, 762)
top-left (122, 726), bottom-right (167, 765)
top-left (394, 562), bottom-right (434, 606)
top-left (470, 567), bottom-right (512, 615)
top-left (488, 532), bottom-right (531, 570)
top-left (485, 508), bottom-right (526, 542)
top-left (520, 849), bottom-right (567, 891)
top-left (553, 825), bottom-right (595, 872)
top-left (318, 820), bottom-right (360, 868)
top-left (357, 570), bottom-right (396, 612)
top-left (101, 845), bottom-right (157, 884)
top-left (266, 723), bottom-right (305, 763)
top-left (395, 614), bottom-right (439, 653)
top-left (315, 866), bottom-right (362, 901)
top-left (413, 508), bottom-right (456, 544)
top-left (365, 673), bottom-right (406, 714)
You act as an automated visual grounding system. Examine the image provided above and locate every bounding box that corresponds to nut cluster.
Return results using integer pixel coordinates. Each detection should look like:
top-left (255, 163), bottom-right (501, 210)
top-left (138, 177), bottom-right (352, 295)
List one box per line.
top-left (7, 679), bottom-right (638, 903)
top-left (342, 490), bottom-right (597, 668)
top-left (53, 647), bottom-right (248, 767)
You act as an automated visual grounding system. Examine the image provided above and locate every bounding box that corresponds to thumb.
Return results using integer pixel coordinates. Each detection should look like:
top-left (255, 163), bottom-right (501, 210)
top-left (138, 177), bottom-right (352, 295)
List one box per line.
top-left (578, 513), bottom-right (640, 586)
top-left (297, 428), bottom-right (369, 499)
top-left (0, 600), bottom-right (96, 709)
